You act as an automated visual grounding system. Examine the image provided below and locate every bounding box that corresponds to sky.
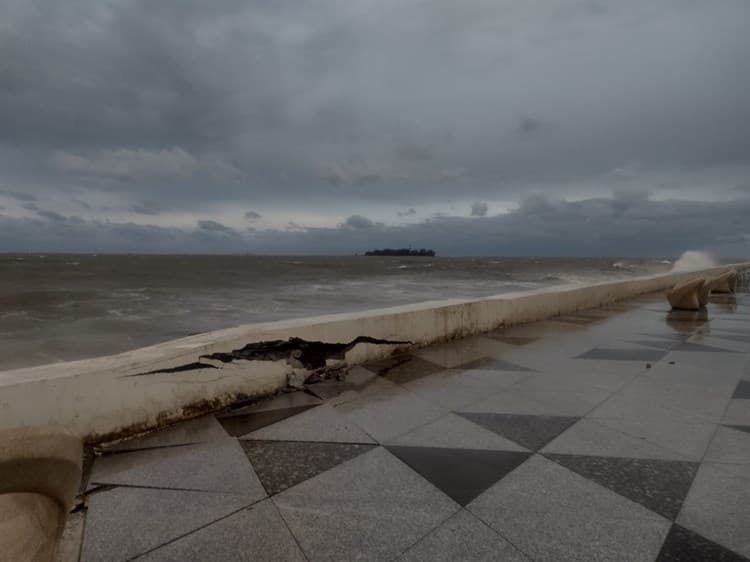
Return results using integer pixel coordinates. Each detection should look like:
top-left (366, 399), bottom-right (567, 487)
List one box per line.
top-left (1, 0), bottom-right (749, 256)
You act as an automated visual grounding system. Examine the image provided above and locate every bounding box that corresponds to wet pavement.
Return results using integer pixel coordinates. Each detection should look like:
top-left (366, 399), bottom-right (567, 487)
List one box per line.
top-left (71, 291), bottom-right (750, 561)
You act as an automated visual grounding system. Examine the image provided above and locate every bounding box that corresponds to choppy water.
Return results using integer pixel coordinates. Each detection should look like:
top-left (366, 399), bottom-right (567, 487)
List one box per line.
top-left (0, 254), bottom-right (676, 370)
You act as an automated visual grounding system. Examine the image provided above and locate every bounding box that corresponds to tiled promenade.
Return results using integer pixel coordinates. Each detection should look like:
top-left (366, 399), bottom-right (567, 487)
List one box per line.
top-left (69, 291), bottom-right (750, 561)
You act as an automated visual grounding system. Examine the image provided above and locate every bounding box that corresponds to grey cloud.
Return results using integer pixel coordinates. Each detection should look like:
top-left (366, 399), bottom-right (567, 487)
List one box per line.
top-left (2, 190), bottom-right (36, 202)
top-left (130, 201), bottom-right (163, 215)
top-left (0, 0), bottom-right (749, 251)
top-left (2, 0), bottom-right (746, 204)
top-left (2, 194), bottom-right (748, 257)
top-left (37, 210), bottom-right (68, 222)
top-left (197, 219), bottom-right (234, 233)
top-left (517, 117), bottom-right (542, 136)
top-left (398, 208), bottom-right (416, 217)
top-left (341, 215), bottom-right (377, 230)
top-left (23, 202), bottom-right (39, 211)
top-left (244, 210), bottom-right (262, 220)
top-left (471, 201), bottom-right (488, 217)
top-left (72, 199), bottom-right (92, 210)
top-left (50, 147), bottom-right (238, 182)
top-left (395, 144), bottom-right (433, 162)
top-left (318, 161), bottom-right (384, 187)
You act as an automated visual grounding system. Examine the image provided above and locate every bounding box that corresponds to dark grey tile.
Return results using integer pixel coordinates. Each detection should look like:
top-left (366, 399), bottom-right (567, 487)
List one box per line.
top-left (456, 412), bottom-right (579, 451)
top-left (576, 348), bottom-right (667, 362)
top-left (675, 342), bottom-right (739, 353)
top-left (216, 404), bottom-right (318, 437)
top-left (456, 357), bottom-right (535, 372)
top-left (732, 380), bottom-right (750, 399)
top-left (483, 334), bottom-right (540, 346)
top-left (546, 454), bottom-right (698, 520)
top-left (363, 354), bottom-right (445, 384)
top-left (241, 440), bottom-right (374, 495)
top-left (385, 445), bottom-right (530, 506)
top-left (724, 424), bottom-right (750, 434)
top-left (656, 524), bottom-right (749, 562)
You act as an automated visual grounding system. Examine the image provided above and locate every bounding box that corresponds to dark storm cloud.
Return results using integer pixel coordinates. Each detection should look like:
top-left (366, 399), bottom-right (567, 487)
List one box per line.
top-left (471, 202), bottom-right (489, 217)
top-left (0, 0), bottom-right (749, 253)
top-left (2, 194), bottom-right (749, 257)
top-left (341, 215), bottom-right (377, 230)
top-left (197, 219), bottom-right (234, 233)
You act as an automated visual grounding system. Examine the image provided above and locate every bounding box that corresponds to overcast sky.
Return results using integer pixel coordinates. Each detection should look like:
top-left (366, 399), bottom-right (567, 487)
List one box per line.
top-left (1, 0), bottom-right (749, 256)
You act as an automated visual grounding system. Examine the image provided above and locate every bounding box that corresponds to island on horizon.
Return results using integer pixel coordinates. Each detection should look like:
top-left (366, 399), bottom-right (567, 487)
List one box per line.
top-left (363, 248), bottom-right (436, 257)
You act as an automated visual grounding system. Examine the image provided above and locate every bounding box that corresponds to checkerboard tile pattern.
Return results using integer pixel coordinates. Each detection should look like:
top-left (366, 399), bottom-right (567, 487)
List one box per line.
top-left (76, 293), bottom-right (750, 561)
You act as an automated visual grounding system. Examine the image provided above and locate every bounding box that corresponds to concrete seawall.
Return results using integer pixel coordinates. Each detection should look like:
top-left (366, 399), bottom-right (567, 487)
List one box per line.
top-left (1, 264), bottom-right (747, 442)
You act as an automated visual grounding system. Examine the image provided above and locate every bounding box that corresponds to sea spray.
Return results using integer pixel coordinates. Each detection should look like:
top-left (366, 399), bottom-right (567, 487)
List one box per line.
top-left (670, 250), bottom-right (716, 272)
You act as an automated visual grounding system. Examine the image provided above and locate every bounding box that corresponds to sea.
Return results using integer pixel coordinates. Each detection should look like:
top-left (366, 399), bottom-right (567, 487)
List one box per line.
top-left (0, 254), bottom-right (683, 371)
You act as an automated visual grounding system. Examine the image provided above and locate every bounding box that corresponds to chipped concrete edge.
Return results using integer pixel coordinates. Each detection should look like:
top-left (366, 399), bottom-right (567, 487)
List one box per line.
top-left (1, 263), bottom-right (747, 442)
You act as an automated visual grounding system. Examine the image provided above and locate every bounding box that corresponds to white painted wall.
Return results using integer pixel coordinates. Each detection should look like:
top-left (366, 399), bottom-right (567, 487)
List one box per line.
top-left (0, 264), bottom-right (746, 441)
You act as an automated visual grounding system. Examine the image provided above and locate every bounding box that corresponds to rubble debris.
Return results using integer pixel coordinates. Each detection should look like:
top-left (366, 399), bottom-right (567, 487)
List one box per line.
top-left (200, 336), bottom-right (410, 370)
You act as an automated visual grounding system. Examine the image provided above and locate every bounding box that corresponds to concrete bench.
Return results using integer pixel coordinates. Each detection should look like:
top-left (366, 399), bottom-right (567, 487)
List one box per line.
top-left (0, 427), bottom-right (82, 562)
top-left (667, 277), bottom-right (706, 310)
top-left (711, 269), bottom-right (738, 294)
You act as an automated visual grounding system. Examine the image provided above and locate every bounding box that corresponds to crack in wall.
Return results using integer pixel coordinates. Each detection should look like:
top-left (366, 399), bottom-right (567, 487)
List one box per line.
top-left (123, 336), bottom-right (411, 377)
top-left (125, 362), bottom-right (218, 377)
top-left (200, 336), bottom-right (411, 370)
